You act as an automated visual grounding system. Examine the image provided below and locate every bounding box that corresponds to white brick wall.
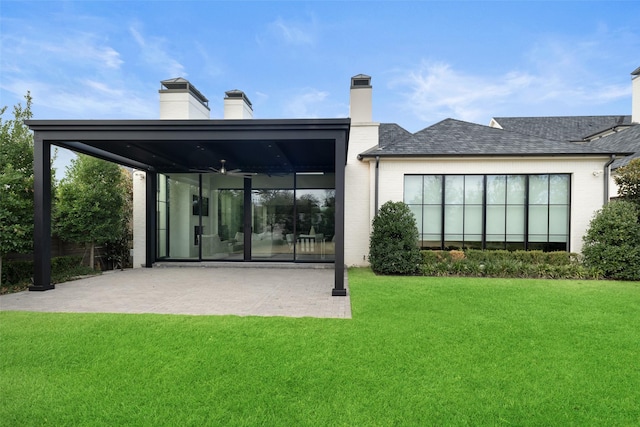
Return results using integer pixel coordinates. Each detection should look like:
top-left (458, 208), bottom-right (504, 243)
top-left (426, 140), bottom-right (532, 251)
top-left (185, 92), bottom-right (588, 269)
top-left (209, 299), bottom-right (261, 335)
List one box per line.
top-left (159, 91), bottom-right (210, 120)
top-left (363, 156), bottom-right (612, 254)
top-left (344, 123), bottom-right (378, 266)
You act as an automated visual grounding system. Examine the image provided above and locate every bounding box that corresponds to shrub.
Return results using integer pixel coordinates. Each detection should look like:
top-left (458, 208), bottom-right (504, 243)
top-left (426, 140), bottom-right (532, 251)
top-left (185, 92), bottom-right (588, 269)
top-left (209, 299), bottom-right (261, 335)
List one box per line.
top-left (369, 201), bottom-right (422, 275)
top-left (1, 256), bottom-right (96, 294)
top-left (582, 200), bottom-right (640, 280)
top-left (420, 249), bottom-right (600, 280)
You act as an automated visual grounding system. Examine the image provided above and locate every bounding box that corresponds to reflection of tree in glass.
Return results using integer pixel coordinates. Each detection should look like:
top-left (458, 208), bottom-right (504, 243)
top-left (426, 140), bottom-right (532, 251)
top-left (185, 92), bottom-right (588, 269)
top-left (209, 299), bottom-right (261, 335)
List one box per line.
top-left (297, 193), bottom-right (321, 235)
top-left (319, 191), bottom-right (335, 240)
top-left (217, 190), bottom-right (244, 240)
top-left (529, 175), bottom-right (549, 205)
top-left (486, 175), bottom-right (506, 204)
top-left (256, 190), bottom-right (294, 237)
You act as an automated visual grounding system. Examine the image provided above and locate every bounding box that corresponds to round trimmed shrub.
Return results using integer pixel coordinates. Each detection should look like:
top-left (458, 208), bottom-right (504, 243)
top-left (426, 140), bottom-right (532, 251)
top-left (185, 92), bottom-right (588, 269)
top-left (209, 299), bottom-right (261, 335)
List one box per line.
top-left (582, 200), bottom-right (640, 280)
top-left (369, 201), bottom-right (422, 275)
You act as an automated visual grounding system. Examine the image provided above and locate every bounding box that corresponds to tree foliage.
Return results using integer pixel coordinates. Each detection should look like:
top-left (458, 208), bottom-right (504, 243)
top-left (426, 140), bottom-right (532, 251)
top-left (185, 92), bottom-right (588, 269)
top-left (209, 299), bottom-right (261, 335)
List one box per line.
top-left (55, 155), bottom-right (130, 269)
top-left (582, 200), bottom-right (640, 280)
top-left (369, 201), bottom-right (422, 275)
top-left (0, 93), bottom-right (34, 254)
top-left (0, 93), bottom-right (35, 283)
top-left (614, 158), bottom-right (640, 210)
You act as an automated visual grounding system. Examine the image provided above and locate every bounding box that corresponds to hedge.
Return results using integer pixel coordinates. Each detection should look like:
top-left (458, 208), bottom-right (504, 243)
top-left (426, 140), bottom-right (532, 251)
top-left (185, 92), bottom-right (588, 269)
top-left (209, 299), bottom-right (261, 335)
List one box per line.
top-left (1, 256), bottom-right (97, 291)
top-left (421, 250), bottom-right (601, 280)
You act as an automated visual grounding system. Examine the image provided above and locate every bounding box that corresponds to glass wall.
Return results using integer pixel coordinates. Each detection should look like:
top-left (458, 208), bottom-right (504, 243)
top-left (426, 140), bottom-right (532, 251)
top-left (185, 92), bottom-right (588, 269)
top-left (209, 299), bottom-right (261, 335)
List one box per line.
top-left (156, 172), bottom-right (335, 262)
top-left (156, 174), bottom-right (200, 260)
top-left (251, 175), bottom-right (294, 261)
top-left (404, 174), bottom-right (571, 251)
top-left (202, 173), bottom-right (245, 260)
top-left (486, 175), bottom-right (526, 250)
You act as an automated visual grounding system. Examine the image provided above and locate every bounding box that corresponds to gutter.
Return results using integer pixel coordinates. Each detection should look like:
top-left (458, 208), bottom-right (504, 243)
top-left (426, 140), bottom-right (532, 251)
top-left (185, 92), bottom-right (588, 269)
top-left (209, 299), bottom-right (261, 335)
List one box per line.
top-left (374, 156), bottom-right (380, 216)
top-left (603, 155), bottom-right (616, 205)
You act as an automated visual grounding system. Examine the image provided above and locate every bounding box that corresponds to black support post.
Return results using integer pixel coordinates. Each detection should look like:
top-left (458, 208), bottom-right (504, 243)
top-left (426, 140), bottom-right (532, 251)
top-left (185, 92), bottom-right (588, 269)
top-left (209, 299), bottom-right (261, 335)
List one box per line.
top-left (31, 135), bottom-right (54, 291)
top-left (145, 171), bottom-right (157, 267)
top-left (332, 134), bottom-right (347, 296)
top-left (243, 177), bottom-right (252, 261)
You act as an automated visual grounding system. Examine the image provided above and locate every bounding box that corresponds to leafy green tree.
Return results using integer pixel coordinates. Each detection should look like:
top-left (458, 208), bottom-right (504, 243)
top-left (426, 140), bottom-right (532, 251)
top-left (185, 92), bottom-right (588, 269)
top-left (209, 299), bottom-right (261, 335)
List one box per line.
top-left (614, 158), bottom-right (640, 211)
top-left (582, 200), bottom-right (640, 280)
top-left (0, 93), bottom-right (34, 284)
top-left (369, 201), bottom-right (422, 275)
top-left (55, 155), bottom-right (130, 269)
top-left (103, 168), bottom-right (133, 269)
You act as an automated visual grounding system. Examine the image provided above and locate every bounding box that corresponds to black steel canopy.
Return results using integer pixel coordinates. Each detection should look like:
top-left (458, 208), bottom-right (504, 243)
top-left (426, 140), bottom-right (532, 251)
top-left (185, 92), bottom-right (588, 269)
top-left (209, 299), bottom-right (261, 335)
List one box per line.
top-left (27, 117), bottom-right (351, 296)
top-left (26, 118), bottom-right (350, 174)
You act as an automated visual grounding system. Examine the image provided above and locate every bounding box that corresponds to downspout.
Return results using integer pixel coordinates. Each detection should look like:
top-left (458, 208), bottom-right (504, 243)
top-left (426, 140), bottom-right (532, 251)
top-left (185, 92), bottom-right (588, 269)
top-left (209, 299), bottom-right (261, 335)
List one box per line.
top-left (374, 156), bottom-right (380, 216)
top-left (603, 155), bottom-right (616, 205)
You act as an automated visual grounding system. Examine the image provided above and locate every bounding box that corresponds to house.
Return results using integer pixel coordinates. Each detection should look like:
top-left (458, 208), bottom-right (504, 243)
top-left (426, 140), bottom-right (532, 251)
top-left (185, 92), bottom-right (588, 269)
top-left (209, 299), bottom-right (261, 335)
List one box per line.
top-left (26, 69), bottom-right (639, 293)
top-left (351, 69), bottom-right (638, 256)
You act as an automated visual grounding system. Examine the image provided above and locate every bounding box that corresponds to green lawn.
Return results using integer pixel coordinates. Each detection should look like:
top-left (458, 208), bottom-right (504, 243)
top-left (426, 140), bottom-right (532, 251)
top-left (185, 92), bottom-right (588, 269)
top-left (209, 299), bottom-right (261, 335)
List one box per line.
top-left (1, 269), bottom-right (639, 426)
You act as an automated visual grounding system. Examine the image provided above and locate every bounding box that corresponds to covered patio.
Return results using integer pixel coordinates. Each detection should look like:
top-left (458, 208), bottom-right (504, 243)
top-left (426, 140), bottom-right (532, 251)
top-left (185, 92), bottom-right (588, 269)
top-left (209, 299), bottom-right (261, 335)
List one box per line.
top-left (0, 265), bottom-right (351, 318)
top-left (27, 119), bottom-right (350, 295)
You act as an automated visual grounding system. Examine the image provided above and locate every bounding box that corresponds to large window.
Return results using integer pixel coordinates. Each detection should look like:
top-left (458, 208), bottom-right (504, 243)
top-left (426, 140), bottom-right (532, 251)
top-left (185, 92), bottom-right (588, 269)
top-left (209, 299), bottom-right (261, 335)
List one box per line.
top-left (404, 174), bottom-right (571, 251)
top-left (156, 172), bottom-right (335, 262)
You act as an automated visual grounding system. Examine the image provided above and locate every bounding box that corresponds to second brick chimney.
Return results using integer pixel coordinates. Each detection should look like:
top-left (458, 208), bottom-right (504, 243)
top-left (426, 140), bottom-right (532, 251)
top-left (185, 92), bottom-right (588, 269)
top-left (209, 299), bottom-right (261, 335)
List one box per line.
top-left (224, 90), bottom-right (253, 119)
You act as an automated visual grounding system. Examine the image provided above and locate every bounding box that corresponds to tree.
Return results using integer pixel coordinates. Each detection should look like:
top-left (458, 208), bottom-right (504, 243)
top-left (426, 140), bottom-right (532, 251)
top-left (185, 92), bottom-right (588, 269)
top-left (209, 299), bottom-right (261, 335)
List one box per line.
top-left (369, 201), bottom-right (422, 275)
top-left (582, 200), bottom-right (640, 280)
top-left (614, 158), bottom-right (640, 210)
top-left (55, 155), bottom-right (130, 270)
top-left (103, 168), bottom-right (133, 270)
top-left (0, 93), bottom-right (34, 284)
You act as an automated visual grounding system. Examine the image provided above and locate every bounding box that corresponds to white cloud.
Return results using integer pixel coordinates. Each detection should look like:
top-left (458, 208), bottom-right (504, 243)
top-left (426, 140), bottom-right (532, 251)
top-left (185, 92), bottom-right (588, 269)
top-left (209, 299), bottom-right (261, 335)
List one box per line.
top-left (1, 75), bottom-right (155, 119)
top-left (282, 88), bottom-right (329, 118)
top-left (1, 30), bottom-right (123, 73)
top-left (390, 62), bottom-right (536, 124)
top-left (264, 16), bottom-right (317, 46)
top-left (391, 57), bottom-right (631, 127)
top-left (388, 27), bottom-right (637, 128)
top-left (129, 26), bottom-right (186, 78)
top-left (194, 42), bottom-right (223, 78)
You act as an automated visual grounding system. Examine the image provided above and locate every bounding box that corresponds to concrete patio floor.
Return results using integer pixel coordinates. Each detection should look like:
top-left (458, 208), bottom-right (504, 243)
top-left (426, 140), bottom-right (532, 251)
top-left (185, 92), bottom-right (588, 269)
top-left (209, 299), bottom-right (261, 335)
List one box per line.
top-left (0, 264), bottom-right (351, 318)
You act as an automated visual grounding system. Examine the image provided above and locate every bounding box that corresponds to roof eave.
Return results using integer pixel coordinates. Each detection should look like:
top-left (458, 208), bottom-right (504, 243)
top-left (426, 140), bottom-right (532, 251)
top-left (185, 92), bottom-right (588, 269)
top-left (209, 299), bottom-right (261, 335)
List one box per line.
top-left (358, 152), bottom-right (632, 159)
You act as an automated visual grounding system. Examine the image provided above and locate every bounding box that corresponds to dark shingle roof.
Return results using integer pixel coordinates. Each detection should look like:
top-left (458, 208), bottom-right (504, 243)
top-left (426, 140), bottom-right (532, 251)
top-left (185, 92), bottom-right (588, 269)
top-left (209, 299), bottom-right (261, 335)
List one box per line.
top-left (361, 119), bottom-right (626, 158)
top-left (492, 115), bottom-right (632, 142)
top-left (588, 124), bottom-right (640, 168)
top-left (378, 123), bottom-right (412, 148)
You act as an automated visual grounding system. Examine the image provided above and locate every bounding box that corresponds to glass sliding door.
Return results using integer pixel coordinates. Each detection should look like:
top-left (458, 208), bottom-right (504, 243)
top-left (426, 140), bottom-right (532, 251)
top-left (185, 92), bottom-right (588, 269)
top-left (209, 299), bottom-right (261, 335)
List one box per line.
top-left (201, 174), bottom-right (244, 260)
top-left (157, 172), bottom-right (337, 262)
top-left (156, 173), bottom-right (200, 260)
top-left (295, 173), bottom-right (335, 261)
top-left (250, 174), bottom-right (294, 260)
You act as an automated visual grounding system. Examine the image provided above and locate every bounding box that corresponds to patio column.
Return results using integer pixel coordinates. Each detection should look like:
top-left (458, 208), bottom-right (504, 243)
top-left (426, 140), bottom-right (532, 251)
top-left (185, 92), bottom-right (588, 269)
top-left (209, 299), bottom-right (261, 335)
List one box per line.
top-left (31, 135), bottom-right (54, 291)
top-left (145, 171), bottom-right (157, 267)
top-left (332, 133), bottom-right (347, 296)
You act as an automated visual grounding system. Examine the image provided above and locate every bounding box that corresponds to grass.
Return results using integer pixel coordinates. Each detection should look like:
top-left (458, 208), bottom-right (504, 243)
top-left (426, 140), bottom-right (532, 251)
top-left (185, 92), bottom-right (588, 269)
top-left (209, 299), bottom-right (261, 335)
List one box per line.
top-left (1, 269), bottom-right (639, 426)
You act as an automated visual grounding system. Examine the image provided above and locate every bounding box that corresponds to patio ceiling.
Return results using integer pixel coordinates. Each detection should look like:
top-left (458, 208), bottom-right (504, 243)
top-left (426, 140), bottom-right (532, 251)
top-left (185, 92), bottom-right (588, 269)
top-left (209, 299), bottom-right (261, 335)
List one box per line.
top-left (26, 118), bottom-right (351, 174)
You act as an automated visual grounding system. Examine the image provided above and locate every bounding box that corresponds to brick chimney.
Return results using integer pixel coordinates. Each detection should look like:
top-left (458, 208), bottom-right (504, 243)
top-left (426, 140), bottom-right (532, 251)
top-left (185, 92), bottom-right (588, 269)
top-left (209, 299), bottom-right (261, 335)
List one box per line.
top-left (350, 74), bottom-right (372, 123)
top-left (159, 78), bottom-right (210, 119)
top-left (224, 90), bottom-right (253, 119)
top-left (632, 67), bottom-right (640, 124)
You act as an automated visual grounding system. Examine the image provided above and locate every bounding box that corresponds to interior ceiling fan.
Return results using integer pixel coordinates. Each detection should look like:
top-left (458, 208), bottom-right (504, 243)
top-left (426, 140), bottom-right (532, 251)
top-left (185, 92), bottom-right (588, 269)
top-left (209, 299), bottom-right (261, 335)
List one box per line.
top-left (193, 159), bottom-right (256, 177)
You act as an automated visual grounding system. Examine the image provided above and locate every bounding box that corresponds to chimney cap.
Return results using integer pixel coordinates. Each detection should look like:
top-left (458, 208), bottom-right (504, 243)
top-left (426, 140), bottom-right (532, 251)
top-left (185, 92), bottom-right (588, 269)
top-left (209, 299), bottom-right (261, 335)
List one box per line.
top-left (160, 77), bottom-right (209, 107)
top-left (632, 66), bottom-right (640, 76)
top-left (351, 74), bottom-right (372, 89)
top-left (224, 89), bottom-right (253, 108)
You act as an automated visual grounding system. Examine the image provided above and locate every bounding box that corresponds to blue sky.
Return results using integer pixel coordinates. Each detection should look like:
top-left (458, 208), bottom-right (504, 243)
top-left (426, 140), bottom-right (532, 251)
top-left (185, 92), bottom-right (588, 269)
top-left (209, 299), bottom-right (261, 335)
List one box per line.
top-left (1, 1), bottom-right (639, 176)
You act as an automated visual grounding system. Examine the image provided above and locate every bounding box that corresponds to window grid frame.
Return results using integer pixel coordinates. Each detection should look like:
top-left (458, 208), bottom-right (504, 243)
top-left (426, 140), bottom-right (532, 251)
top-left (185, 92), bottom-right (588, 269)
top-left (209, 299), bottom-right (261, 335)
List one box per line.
top-left (404, 173), bottom-right (571, 252)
